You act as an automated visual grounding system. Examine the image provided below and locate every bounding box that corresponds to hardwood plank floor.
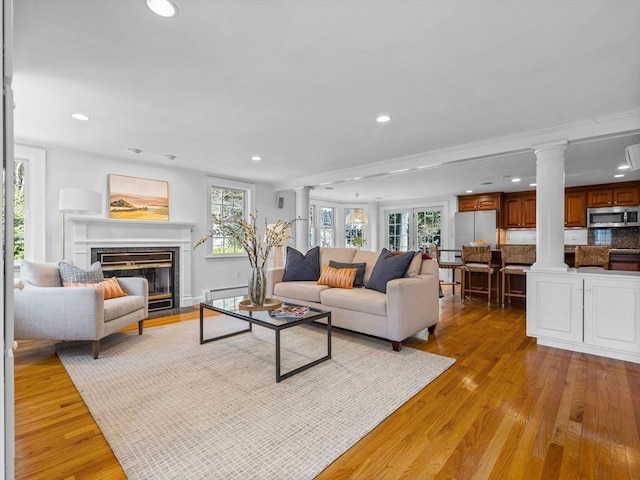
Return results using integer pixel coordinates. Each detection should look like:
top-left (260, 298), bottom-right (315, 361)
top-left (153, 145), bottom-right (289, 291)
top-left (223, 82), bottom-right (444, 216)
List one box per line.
top-left (13, 289), bottom-right (640, 479)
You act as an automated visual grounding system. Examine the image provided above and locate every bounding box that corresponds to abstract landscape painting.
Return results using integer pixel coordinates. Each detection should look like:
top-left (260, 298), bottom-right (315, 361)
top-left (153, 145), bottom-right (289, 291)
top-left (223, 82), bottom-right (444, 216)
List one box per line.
top-left (108, 174), bottom-right (169, 221)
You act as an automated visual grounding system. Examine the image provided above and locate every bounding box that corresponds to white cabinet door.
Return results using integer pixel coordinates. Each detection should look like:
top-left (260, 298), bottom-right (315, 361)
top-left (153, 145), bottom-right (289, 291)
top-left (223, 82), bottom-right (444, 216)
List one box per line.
top-left (526, 272), bottom-right (584, 342)
top-left (584, 276), bottom-right (640, 353)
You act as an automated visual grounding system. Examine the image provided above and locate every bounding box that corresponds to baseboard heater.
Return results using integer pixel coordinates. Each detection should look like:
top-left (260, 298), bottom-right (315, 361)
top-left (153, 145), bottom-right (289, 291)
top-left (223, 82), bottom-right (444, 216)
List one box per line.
top-left (204, 285), bottom-right (247, 301)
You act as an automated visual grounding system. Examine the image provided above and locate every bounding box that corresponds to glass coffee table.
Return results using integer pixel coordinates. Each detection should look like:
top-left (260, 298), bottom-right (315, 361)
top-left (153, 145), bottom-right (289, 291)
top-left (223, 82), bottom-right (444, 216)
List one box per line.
top-left (199, 296), bottom-right (332, 382)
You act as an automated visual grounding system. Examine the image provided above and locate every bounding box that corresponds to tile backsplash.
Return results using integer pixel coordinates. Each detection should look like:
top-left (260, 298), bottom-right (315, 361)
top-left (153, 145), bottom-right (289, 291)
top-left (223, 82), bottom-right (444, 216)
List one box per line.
top-left (588, 227), bottom-right (640, 248)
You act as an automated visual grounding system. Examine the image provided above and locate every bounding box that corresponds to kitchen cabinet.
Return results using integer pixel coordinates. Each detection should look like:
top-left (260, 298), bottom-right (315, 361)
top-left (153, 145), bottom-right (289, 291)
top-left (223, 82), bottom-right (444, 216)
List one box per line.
top-left (609, 251), bottom-right (640, 271)
top-left (503, 192), bottom-right (536, 228)
top-left (527, 270), bottom-right (640, 364)
top-left (564, 190), bottom-right (587, 227)
top-left (526, 272), bottom-right (583, 343)
top-left (587, 185), bottom-right (640, 207)
top-left (583, 276), bottom-right (640, 354)
top-left (458, 193), bottom-right (502, 212)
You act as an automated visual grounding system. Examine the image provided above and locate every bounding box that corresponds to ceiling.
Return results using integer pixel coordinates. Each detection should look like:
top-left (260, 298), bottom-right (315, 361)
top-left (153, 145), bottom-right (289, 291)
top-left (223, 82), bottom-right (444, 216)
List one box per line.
top-left (11, 0), bottom-right (640, 203)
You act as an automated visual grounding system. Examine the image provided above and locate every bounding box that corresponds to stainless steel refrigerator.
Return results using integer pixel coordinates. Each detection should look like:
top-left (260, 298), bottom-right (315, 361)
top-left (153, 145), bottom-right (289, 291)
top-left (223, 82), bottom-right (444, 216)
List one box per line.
top-left (454, 210), bottom-right (498, 250)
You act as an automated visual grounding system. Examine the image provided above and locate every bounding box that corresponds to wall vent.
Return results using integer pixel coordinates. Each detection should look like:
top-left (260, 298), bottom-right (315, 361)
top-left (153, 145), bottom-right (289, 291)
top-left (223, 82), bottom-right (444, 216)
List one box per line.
top-left (625, 143), bottom-right (640, 171)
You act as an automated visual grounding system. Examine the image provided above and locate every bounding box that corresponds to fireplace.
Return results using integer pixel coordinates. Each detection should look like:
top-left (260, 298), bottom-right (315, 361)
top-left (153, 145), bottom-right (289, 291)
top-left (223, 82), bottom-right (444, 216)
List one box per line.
top-left (69, 217), bottom-right (194, 308)
top-left (92, 247), bottom-right (180, 312)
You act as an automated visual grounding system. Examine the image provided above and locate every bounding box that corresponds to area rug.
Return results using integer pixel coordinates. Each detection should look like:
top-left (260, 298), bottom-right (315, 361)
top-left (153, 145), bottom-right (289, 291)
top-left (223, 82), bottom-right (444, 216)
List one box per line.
top-left (58, 318), bottom-right (456, 480)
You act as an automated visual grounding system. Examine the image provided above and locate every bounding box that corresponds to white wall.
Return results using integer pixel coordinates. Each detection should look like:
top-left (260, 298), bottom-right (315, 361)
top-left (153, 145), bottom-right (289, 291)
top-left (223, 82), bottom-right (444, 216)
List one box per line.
top-left (40, 146), bottom-right (295, 304)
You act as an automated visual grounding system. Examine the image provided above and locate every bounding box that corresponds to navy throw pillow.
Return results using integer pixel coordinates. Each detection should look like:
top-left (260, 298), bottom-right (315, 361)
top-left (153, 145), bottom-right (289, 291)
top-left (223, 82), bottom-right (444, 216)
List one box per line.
top-left (366, 248), bottom-right (415, 293)
top-left (282, 246), bottom-right (321, 281)
top-left (329, 260), bottom-right (367, 287)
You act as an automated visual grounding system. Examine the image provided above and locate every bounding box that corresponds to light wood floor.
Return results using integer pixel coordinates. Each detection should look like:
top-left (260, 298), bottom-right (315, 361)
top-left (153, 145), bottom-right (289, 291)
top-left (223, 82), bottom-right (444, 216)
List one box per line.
top-left (14, 289), bottom-right (640, 479)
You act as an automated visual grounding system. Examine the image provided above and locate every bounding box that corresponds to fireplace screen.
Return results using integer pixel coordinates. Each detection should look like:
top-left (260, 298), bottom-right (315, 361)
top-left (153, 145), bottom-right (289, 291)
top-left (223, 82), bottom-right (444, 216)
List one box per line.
top-left (92, 248), bottom-right (179, 312)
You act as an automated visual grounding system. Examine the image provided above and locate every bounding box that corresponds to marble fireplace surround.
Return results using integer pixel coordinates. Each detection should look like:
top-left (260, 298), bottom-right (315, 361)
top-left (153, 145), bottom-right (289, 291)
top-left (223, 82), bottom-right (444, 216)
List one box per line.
top-left (68, 217), bottom-right (195, 308)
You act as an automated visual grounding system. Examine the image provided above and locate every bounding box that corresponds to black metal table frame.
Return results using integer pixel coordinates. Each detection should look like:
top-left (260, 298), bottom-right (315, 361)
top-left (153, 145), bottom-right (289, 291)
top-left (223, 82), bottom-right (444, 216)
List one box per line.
top-left (199, 301), bottom-right (332, 383)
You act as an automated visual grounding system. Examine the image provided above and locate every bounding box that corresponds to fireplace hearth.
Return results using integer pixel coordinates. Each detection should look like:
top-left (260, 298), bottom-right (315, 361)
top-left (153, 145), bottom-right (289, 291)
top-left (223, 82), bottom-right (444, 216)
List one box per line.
top-left (92, 247), bottom-right (180, 312)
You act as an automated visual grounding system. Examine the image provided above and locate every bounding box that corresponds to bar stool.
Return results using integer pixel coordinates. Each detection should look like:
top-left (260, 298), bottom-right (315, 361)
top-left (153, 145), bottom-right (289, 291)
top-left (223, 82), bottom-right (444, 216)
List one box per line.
top-left (461, 245), bottom-right (499, 306)
top-left (500, 245), bottom-right (536, 306)
top-left (575, 245), bottom-right (610, 269)
top-left (436, 247), bottom-right (462, 295)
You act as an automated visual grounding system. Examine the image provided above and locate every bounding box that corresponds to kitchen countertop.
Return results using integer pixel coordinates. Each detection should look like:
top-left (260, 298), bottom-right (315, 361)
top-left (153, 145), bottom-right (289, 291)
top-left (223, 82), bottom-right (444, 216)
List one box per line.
top-left (609, 248), bottom-right (640, 254)
top-left (562, 247), bottom-right (640, 254)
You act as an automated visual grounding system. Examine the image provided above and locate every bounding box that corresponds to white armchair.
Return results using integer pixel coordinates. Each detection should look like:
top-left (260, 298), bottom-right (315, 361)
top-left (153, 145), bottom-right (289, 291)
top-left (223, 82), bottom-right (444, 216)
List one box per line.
top-left (14, 260), bottom-right (148, 359)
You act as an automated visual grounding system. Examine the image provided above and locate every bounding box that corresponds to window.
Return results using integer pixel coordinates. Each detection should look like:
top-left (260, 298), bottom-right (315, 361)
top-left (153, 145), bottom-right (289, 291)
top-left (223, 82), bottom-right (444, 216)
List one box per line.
top-left (309, 205), bottom-right (316, 247)
top-left (206, 177), bottom-right (255, 257)
top-left (13, 145), bottom-right (46, 264)
top-left (344, 208), bottom-right (366, 248)
top-left (14, 160), bottom-right (25, 260)
top-left (319, 207), bottom-right (334, 247)
top-left (416, 209), bottom-right (442, 250)
top-left (388, 212), bottom-right (409, 251)
top-left (386, 208), bottom-right (442, 253)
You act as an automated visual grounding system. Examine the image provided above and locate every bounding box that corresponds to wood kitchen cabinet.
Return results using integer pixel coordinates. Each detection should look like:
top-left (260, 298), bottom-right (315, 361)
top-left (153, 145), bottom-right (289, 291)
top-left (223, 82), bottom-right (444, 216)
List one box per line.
top-left (564, 190), bottom-right (587, 227)
top-left (587, 185), bottom-right (640, 207)
top-left (608, 251), bottom-right (640, 271)
top-left (503, 192), bottom-right (536, 228)
top-left (458, 193), bottom-right (502, 212)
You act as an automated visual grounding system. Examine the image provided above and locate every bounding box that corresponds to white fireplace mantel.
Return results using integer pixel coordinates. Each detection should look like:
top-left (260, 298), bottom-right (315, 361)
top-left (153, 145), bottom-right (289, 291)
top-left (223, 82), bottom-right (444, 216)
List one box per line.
top-left (68, 217), bottom-right (196, 307)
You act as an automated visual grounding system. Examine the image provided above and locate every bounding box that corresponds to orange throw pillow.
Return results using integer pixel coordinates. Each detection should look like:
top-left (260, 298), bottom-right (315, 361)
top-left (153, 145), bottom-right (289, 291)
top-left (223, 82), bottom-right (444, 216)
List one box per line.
top-left (317, 265), bottom-right (358, 289)
top-left (64, 276), bottom-right (127, 299)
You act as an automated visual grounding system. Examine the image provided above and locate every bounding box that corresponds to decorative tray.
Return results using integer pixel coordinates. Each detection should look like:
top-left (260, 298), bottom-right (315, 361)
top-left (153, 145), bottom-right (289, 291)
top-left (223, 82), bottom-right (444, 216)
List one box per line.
top-left (238, 298), bottom-right (282, 312)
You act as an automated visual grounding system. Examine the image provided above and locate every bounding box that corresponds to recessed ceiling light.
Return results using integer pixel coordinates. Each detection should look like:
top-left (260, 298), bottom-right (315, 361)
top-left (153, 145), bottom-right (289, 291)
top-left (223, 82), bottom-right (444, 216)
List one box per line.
top-left (614, 174), bottom-right (625, 178)
top-left (325, 187), bottom-right (334, 190)
top-left (530, 183), bottom-right (537, 187)
top-left (376, 115), bottom-right (391, 123)
top-left (163, 154), bottom-right (177, 160)
top-left (466, 190), bottom-right (473, 193)
top-left (147, 0), bottom-right (178, 17)
top-left (480, 181), bottom-right (493, 185)
top-left (251, 156), bottom-right (262, 161)
top-left (512, 178), bottom-right (521, 182)
top-left (71, 113), bottom-right (90, 121)
top-left (388, 168), bottom-right (410, 174)
top-left (618, 165), bottom-right (631, 170)
top-left (127, 148), bottom-right (142, 154)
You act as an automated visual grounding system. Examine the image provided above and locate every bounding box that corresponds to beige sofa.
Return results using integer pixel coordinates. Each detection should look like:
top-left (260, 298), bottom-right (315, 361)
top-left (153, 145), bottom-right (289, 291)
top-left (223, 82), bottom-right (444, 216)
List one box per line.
top-left (14, 260), bottom-right (149, 359)
top-left (266, 247), bottom-right (440, 351)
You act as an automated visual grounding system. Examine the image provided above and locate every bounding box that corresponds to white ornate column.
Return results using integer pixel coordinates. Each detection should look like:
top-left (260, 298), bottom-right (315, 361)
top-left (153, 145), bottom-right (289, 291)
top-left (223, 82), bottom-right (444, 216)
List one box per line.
top-left (531, 140), bottom-right (569, 271)
top-left (294, 186), bottom-right (312, 252)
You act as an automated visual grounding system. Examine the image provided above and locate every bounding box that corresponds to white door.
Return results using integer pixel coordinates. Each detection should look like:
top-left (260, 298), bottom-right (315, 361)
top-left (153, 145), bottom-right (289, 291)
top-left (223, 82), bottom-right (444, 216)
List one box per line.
top-left (385, 207), bottom-right (443, 253)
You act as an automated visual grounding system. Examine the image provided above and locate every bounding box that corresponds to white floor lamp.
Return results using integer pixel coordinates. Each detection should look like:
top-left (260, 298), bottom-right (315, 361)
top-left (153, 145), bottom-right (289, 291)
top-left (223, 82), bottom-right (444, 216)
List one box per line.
top-left (59, 188), bottom-right (102, 259)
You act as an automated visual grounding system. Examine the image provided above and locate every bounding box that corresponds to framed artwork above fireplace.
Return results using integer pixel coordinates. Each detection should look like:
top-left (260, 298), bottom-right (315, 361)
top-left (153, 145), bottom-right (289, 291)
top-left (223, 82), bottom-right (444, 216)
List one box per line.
top-left (108, 174), bottom-right (169, 221)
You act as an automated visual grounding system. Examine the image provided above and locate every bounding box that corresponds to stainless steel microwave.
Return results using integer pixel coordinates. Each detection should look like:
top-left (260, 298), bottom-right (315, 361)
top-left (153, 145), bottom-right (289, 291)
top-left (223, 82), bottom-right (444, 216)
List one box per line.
top-left (587, 206), bottom-right (640, 228)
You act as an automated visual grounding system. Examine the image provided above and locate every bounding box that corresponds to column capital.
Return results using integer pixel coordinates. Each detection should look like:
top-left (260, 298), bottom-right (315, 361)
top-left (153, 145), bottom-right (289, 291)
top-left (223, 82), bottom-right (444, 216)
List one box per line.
top-left (532, 139), bottom-right (568, 156)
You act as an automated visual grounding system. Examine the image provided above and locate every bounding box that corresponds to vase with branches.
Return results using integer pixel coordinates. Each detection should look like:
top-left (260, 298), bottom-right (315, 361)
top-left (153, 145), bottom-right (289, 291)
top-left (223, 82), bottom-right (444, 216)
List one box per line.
top-left (194, 211), bottom-right (297, 305)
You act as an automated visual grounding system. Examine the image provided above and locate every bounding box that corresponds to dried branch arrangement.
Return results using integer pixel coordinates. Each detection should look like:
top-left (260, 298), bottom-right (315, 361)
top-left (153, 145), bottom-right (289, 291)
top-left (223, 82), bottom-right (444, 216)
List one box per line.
top-left (194, 211), bottom-right (297, 268)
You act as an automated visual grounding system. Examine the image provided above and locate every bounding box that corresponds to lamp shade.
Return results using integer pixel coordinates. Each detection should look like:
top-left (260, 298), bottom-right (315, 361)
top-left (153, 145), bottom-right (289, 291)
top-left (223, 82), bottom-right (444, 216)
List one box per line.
top-left (345, 208), bottom-right (368, 225)
top-left (59, 188), bottom-right (102, 214)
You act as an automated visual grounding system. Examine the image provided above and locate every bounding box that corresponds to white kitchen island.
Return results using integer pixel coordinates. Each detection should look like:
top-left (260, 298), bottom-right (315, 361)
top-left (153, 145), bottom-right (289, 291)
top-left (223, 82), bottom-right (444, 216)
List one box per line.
top-left (527, 269), bottom-right (640, 364)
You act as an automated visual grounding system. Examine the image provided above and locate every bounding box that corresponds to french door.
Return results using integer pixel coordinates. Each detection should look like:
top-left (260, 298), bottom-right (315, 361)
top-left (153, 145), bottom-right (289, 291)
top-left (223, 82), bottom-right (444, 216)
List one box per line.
top-left (386, 207), bottom-right (443, 253)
